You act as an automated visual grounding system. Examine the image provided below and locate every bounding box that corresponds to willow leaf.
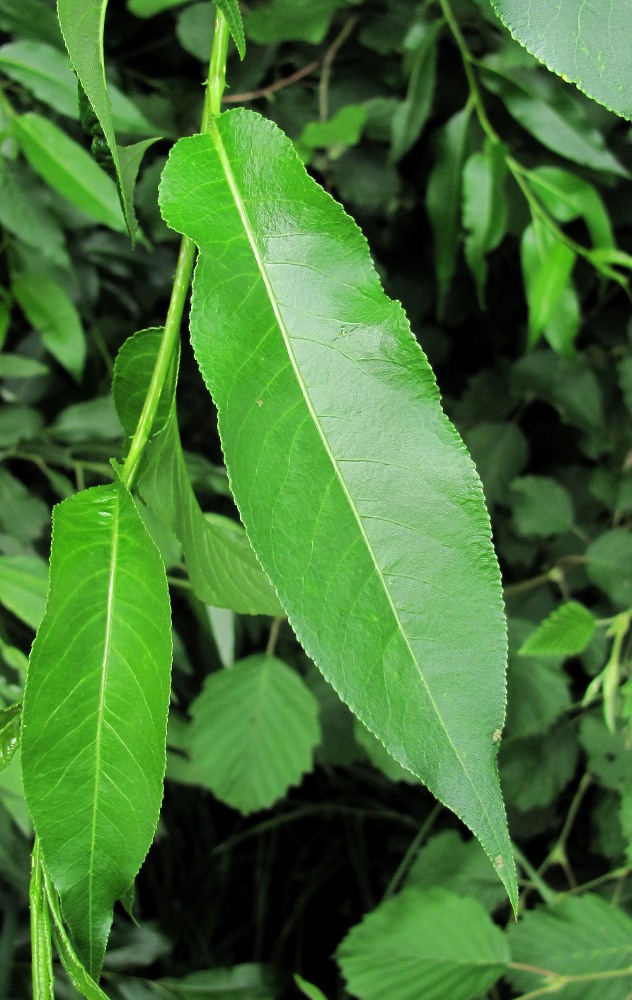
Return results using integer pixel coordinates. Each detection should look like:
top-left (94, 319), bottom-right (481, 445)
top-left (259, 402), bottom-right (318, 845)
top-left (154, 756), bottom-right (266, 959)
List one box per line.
top-left (21, 468), bottom-right (172, 976)
top-left (159, 108), bottom-right (517, 907)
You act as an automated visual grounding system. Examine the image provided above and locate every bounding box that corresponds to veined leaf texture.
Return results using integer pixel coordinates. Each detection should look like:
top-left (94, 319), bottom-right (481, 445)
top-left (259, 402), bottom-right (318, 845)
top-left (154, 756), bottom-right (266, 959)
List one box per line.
top-left (159, 108), bottom-right (517, 905)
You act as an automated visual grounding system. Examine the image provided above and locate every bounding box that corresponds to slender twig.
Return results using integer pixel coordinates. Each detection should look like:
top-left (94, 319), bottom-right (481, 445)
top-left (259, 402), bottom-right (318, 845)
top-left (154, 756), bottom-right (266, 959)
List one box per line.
top-left (319, 16), bottom-right (359, 121)
top-left (381, 804), bottom-right (441, 900)
top-left (265, 616), bottom-right (284, 656)
top-left (223, 59), bottom-right (320, 104)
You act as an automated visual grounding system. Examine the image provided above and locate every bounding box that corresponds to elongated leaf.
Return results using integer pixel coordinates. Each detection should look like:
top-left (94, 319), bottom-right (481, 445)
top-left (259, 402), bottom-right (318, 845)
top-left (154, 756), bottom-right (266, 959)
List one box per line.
top-left (21, 469), bottom-right (172, 976)
top-left (480, 65), bottom-right (628, 177)
top-left (214, 0), bottom-right (245, 60)
top-left (490, 0), bottom-right (632, 120)
top-left (426, 105), bottom-right (472, 317)
top-left (13, 273), bottom-right (86, 379)
top-left (112, 328), bottom-right (177, 439)
top-left (156, 964), bottom-right (281, 999)
top-left (389, 20), bottom-right (442, 164)
top-left (187, 654), bottom-right (321, 813)
top-left (337, 887), bottom-right (509, 1000)
top-left (295, 975), bottom-right (329, 1000)
top-left (507, 894), bottom-right (632, 999)
top-left (14, 113), bottom-right (125, 231)
top-left (0, 40), bottom-right (155, 133)
top-left (527, 166), bottom-right (614, 251)
top-left (43, 868), bottom-right (111, 1000)
top-left (520, 602), bottom-right (596, 657)
top-left (521, 221), bottom-right (576, 348)
top-left (0, 704), bottom-right (20, 773)
top-left (0, 157), bottom-right (68, 266)
top-left (159, 108), bottom-right (517, 905)
top-left (0, 555), bottom-right (48, 630)
top-left (462, 138), bottom-right (508, 306)
top-left (56, 0), bottom-right (149, 238)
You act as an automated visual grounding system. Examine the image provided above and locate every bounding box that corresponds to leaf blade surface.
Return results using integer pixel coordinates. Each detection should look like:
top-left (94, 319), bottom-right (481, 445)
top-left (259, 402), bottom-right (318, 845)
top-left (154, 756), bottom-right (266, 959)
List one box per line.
top-left (21, 471), bottom-right (172, 976)
top-left (159, 109), bottom-right (516, 905)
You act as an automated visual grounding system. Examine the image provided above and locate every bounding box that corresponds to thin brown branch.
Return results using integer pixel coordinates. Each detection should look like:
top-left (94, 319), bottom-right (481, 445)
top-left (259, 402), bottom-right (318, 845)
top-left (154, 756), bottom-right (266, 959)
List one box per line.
top-left (223, 59), bottom-right (320, 103)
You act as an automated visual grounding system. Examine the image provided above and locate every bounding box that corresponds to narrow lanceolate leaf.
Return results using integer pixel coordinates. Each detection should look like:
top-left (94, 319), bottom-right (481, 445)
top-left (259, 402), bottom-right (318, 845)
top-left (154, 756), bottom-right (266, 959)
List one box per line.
top-left (56, 0), bottom-right (149, 239)
top-left (214, 0), bottom-right (246, 60)
top-left (21, 469), bottom-right (172, 977)
top-left (187, 654), bottom-right (321, 813)
top-left (337, 887), bottom-right (509, 1000)
top-left (520, 602), bottom-right (596, 658)
top-left (13, 273), bottom-right (86, 379)
top-left (159, 108), bottom-right (517, 906)
top-left (490, 0), bottom-right (632, 121)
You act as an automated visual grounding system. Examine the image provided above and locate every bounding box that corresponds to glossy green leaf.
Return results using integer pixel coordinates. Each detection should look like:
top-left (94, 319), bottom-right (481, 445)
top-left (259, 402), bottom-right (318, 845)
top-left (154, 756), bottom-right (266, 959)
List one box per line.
top-left (187, 654), bottom-right (321, 813)
top-left (462, 139), bottom-right (508, 306)
top-left (42, 868), bottom-right (111, 1000)
top-left (520, 602), bottom-right (596, 657)
top-left (56, 0), bottom-right (149, 239)
top-left (159, 108), bottom-right (517, 906)
top-left (214, 0), bottom-right (245, 60)
top-left (13, 113), bottom-right (125, 231)
top-left (337, 887), bottom-right (509, 1000)
top-left (426, 106), bottom-right (472, 317)
top-left (354, 719), bottom-right (418, 784)
top-left (300, 105), bottom-right (367, 154)
top-left (30, 843), bottom-right (55, 1000)
top-left (490, 0), bottom-right (632, 121)
top-left (389, 20), bottom-right (442, 164)
top-left (586, 529), bottom-right (632, 609)
top-left (507, 895), bottom-right (632, 999)
top-left (481, 64), bottom-right (628, 176)
top-left (0, 703), bottom-right (20, 773)
top-left (21, 469), bottom-right (172, 976)
top-left (0, 41), bottom-right (156, 133)
top-left (0, 555), bottom-right (48, 630)
top-left (13, 273), bottom-right (86, 379)
top-left (521, 221), bottom-right (577, 348)
top-left (405, 830), bottom-right (506, 913)
top-left (510, 475), bottom-right (574, 537)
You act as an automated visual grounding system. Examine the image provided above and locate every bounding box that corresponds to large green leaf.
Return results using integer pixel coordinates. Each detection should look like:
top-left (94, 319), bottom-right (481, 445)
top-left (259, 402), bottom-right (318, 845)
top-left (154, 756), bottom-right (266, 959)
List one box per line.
top-left (507, 895), bottom-right (632, 999)
top-left (21, 469), bottom-right (172, 976)
top-left (159, 108), bottom-right (517, 905)
top-left (490, 0), bottom-right (632, 120)
top-left (187, 654), bottom-right (321, 813)
top-left (337, 887), bottom-right (509, 1000)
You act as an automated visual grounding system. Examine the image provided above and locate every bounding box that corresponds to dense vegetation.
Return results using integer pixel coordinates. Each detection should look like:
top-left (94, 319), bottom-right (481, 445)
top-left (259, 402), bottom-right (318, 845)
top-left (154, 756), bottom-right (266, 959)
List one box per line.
top-left (0, 0), bottom-right (631, 997)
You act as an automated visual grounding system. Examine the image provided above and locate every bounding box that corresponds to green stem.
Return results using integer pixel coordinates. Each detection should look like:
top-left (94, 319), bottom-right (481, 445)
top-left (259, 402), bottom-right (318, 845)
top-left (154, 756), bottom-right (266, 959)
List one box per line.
top-left (121, 11), bottom-right (231, 490)
top-left (437, 0), bottom-right (499, 144)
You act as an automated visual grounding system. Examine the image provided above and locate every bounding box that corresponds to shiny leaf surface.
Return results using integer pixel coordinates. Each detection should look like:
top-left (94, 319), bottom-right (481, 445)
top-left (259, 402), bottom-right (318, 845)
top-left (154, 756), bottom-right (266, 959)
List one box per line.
top-left (159, 108), bottom-right (517, 905)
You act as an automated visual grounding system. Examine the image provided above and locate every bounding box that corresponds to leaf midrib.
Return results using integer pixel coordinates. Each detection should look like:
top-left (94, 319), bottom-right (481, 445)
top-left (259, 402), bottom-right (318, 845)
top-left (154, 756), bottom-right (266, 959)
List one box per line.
top-left (87, 486), bottom-right (120, 970)
top-left (207, 119), bottom-right (496, 836)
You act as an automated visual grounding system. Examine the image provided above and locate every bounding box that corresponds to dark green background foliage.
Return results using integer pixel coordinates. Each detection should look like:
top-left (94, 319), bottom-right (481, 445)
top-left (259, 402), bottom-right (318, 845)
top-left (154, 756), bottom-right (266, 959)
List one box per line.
top-left (0, 0), bottom-right (632, 997)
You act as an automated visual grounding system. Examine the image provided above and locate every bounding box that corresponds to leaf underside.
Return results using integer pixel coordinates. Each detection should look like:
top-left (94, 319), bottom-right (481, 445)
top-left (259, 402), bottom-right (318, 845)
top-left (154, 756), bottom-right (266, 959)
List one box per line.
top-left (159, 107), bottom-right (517, 906)
top-left (21, 471), bottom-right (172, 975)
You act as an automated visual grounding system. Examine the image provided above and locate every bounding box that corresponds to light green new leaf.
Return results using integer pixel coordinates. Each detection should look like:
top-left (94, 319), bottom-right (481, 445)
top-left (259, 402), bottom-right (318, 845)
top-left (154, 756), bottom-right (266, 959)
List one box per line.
top-left (214, 0), bottom-right (245, 60)
top-left (112, 329), bottom-right (281, 616)
top-left (187, 654), bottom-right (320, 813)
top-left (0, 355), bottom-right (49, 379)
top-left (159, 108), bottom-right (517, 906)
top-left (300, 105), bottom-right (367, 154)
top-left (13, 273), bottom-right (86, 379)
top-left (0, 555), bottom-right (48, 630)
top-left (21, 469), bottom-right (172, 976)
top-left (480, 65), bottom-right (628, 176)
top-left (520, 602), bottom-right (596, 657)
top-left (462, 139), bottom-right (508, 306)
top-left (14, 113), bottom-right (125, 232)
top-left (508, 895), bottom-right (632, 999)
top-left (56, 0), bottom-right (150, 239)
top-left (337, 887), bottom-right (509, 1000)
top-left (295, 974), bottom-right (329, 1000)
top-left (527, 166), bottom-right (614, 251)
top-left (490, 0), bottom-right (632, 121)
top-left (0, 703), bottom-right (20, 773)
top-left (0, 40), bottom-right (155, 133)
top-left (426, 105), bottom-right (472, 317)
top-left (586, 529), bottom-right (632, 609)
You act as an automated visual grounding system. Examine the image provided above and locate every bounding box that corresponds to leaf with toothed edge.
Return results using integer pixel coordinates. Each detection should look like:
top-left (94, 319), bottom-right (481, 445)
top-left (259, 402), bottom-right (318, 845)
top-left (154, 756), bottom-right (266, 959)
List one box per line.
top-left (159, 107), bottom-right (517, 909)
